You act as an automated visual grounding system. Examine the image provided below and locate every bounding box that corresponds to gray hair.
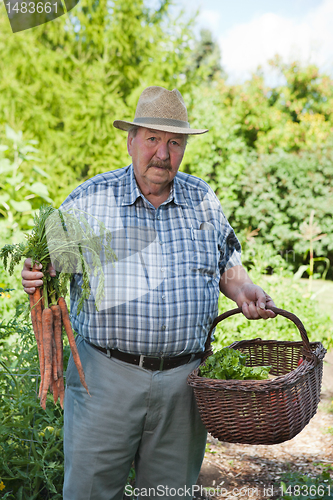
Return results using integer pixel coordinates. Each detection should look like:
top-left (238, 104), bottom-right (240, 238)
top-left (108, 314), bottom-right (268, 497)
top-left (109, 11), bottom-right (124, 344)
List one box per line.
top-left (128, 126), bottom-right (139, 138)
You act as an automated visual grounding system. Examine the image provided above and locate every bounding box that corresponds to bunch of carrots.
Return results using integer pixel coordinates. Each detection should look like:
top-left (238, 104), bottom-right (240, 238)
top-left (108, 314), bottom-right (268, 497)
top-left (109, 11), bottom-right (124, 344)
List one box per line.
top-left (0, 205), bottom-right (116, 409)
top-left (29, 286), bottom-right (89, 409)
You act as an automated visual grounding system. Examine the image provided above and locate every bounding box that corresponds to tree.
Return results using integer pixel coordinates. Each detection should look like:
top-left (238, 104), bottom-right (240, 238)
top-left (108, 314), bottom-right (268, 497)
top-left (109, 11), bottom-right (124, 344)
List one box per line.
top-left (257, 58), bottom-right (333, 152)
top-left (186, 28), bottom-right (225, 81)
top-left (0, 0), bottom-right (200, 207)
top-left (216, 58), bottom-right (333, 153)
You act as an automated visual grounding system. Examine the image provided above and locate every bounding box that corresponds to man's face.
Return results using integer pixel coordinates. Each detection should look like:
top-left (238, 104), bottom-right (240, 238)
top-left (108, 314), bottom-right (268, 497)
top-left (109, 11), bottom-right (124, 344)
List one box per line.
top-left (127, 127), bottom-right (186, 192)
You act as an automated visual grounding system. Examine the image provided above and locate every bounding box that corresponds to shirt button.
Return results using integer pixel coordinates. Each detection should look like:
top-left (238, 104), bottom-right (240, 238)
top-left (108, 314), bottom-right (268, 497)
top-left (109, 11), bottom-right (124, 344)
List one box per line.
top-left (161, 267), bottom-right (165, 272)
top-left (161, 325), bottom-right (166, 330)
top-left (157, 215), bottom-right (161, 220)
top-left (162, 295), bottom-right (166, 300)
top-left (159, 240), bottom-right (163, 245)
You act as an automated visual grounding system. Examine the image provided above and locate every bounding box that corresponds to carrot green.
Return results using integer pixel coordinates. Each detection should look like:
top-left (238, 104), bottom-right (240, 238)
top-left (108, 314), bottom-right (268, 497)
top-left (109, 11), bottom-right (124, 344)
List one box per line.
top-left (0, 204), bottom-right (116, 312)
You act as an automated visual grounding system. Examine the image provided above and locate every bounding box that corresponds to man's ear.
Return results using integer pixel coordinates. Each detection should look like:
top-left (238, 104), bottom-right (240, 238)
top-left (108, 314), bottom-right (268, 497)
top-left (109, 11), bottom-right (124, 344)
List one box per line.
top-left (127, 133), bottom-right (133, 156)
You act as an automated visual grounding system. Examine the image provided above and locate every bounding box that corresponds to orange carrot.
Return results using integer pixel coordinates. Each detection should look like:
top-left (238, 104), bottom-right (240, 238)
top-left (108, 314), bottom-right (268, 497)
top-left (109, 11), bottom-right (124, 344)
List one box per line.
top-left (40, 307), bottom-right (53, 409)
top-left (52, 336), bottom-right (58, 382)
top-left (51, 376), bottom-right (59, 405)
top-left (30, 291), bottom-right (43, 398)
top-left (51, 304), bottom-right (63, 380)
top-left (51, 304), bottom-right (65, 407)
top-left (34, 287), bottom-right (45, 398)
top-left (57, 376), bottom-right (65, 409)
top-left (29, 293), bottom-right (38, 344)
top-left (58, 297), bottom-right (90, 395)
top-left (29, 292), bottom-right (40, 358)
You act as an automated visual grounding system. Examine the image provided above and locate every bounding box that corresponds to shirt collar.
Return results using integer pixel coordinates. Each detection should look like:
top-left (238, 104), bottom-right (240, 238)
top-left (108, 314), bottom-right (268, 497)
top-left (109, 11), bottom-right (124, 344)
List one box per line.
top-left (122, 164), bottom-right (142, 206)
top-left (122, 164), bottom-right (188, 207)
top-left (172, 174), bottom-right (188, 207)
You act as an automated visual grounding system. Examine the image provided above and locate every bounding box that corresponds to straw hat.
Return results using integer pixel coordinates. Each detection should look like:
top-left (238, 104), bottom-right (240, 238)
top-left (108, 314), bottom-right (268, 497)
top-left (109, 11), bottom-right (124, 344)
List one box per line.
top-left (113, 86), bottom-right (208, 135)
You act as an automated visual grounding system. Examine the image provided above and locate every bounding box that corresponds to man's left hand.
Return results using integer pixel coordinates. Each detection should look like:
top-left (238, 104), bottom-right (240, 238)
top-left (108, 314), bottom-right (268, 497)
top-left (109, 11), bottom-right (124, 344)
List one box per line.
top-left (235, 283), bottom-right (276, 320)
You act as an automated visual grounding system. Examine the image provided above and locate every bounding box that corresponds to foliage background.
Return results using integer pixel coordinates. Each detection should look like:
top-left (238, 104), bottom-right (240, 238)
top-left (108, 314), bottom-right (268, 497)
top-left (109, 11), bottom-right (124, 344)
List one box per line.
top-left (0, 0), bottom-right (333, 498)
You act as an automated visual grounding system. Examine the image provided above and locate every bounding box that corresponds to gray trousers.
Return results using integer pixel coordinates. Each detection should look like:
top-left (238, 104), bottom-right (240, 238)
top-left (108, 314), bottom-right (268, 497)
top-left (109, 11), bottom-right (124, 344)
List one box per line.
top-left (63, 337), bottom-right (207, 500)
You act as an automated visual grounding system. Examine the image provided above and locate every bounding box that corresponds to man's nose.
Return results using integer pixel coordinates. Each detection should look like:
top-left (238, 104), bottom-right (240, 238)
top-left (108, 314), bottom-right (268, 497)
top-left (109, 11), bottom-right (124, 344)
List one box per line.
top-left (155, 142), bottom-right (170, 160)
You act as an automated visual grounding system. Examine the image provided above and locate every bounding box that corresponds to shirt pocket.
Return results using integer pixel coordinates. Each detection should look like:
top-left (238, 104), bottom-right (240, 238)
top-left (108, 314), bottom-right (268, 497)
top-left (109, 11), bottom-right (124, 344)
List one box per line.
top-left (190, 229), bottom-right (219, 278)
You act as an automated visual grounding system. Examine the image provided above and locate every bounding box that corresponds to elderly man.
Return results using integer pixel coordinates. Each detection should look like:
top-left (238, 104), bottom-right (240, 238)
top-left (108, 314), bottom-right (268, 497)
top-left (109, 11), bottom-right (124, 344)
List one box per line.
top-left (22, 86), bottom-right (275, 500)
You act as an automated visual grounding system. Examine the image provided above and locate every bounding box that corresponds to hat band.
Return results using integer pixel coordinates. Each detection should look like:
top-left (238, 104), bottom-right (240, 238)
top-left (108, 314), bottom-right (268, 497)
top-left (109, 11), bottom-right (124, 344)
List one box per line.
top-left (133, 117), bottom-right (190, 129)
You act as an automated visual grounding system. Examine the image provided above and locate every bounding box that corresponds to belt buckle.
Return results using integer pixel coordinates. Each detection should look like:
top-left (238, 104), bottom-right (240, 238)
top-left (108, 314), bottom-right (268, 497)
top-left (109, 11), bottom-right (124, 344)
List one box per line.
top-left (139, 354), bottom-right (164, 370)
top-left (139, 355), bottom-right (145, 368)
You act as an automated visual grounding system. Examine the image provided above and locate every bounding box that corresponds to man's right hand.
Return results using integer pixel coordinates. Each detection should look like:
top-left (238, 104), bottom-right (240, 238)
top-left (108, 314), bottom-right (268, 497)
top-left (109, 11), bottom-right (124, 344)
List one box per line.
top-left (21, 258), bottom-right (56, 294)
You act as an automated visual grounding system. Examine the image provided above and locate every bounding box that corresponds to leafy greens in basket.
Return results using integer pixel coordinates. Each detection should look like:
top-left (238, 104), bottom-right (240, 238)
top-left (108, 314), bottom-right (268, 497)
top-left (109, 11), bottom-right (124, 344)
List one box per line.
top-left (200, 347), bottom-right (271, 380)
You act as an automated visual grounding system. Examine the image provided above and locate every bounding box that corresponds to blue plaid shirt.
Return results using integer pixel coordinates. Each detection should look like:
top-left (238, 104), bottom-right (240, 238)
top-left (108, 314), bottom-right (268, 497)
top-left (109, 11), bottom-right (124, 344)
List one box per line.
top-left (61, 164), bottom-right (242, 356)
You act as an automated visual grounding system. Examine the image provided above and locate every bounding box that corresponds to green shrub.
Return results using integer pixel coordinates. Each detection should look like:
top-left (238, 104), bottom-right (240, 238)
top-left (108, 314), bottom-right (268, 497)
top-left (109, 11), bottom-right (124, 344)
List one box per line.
top-left (0, 314), bottom-right (68, 499)
top-left (215, 275), bottom-right (333, 351)
top-left (278, 469), bottom-right (333, 500)
top-left (214, 248), bottom-right (333, 351)
top-left (226, 148), bottom-right (333, 279)
top-left (182, 84), bottom-right (333, 278)
top-left (0, 261), bottom-right (26, 323)
top-left (0, 126), bottom-right (53, 235)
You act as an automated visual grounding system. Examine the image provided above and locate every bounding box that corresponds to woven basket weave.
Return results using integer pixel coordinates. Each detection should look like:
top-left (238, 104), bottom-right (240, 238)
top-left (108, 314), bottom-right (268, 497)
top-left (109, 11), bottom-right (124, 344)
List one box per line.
top-left (187, 306), bottom-right (326, 445)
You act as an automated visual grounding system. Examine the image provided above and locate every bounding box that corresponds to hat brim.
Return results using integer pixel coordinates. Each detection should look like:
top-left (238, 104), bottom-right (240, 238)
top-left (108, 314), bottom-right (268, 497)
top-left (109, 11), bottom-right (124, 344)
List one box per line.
top-left (113, 120), bottom-right (208, 135)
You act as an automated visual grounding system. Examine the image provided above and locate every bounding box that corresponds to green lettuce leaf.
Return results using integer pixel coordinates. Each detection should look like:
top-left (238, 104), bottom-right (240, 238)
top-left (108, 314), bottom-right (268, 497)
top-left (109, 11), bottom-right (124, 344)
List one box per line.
top-left (200, 348), bottom-right (271, 380)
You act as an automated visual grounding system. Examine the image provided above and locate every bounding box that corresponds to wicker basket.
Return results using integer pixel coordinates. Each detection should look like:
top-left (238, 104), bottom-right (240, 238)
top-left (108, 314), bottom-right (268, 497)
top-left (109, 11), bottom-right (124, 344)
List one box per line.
top-left (187, 306), bottom-right (326, 445)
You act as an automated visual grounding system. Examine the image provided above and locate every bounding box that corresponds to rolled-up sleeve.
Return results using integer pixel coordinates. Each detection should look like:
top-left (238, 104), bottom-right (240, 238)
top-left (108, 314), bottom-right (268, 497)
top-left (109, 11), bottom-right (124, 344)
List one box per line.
top-left (218, 225), bottom-right (242, 275)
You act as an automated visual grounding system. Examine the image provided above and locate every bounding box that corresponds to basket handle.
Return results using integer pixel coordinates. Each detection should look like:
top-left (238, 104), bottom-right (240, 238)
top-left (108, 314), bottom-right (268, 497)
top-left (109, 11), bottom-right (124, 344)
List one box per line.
top-left (204, 306), bottom-right (315, 361)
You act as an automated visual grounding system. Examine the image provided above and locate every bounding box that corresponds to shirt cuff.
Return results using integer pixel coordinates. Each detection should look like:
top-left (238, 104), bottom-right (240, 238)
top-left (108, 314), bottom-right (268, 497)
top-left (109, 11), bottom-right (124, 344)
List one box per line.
top-left (223, 250), bottom-right (242, 273)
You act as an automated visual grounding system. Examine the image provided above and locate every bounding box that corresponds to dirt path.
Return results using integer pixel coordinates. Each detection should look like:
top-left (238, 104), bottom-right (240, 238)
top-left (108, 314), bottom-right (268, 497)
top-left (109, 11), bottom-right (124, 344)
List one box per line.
top-left (196, 351), bottom-right (333, 499)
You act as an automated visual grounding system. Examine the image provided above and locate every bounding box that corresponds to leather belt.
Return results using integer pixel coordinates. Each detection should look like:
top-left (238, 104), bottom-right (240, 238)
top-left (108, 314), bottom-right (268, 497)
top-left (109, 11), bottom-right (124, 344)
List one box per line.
top-left (90, 344), bottom-right (203, 371)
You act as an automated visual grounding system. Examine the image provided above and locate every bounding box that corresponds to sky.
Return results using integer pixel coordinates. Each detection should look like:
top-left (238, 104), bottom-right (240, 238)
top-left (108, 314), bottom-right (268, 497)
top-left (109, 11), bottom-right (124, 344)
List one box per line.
top-left (175, 0), bottom-right (333, 83)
